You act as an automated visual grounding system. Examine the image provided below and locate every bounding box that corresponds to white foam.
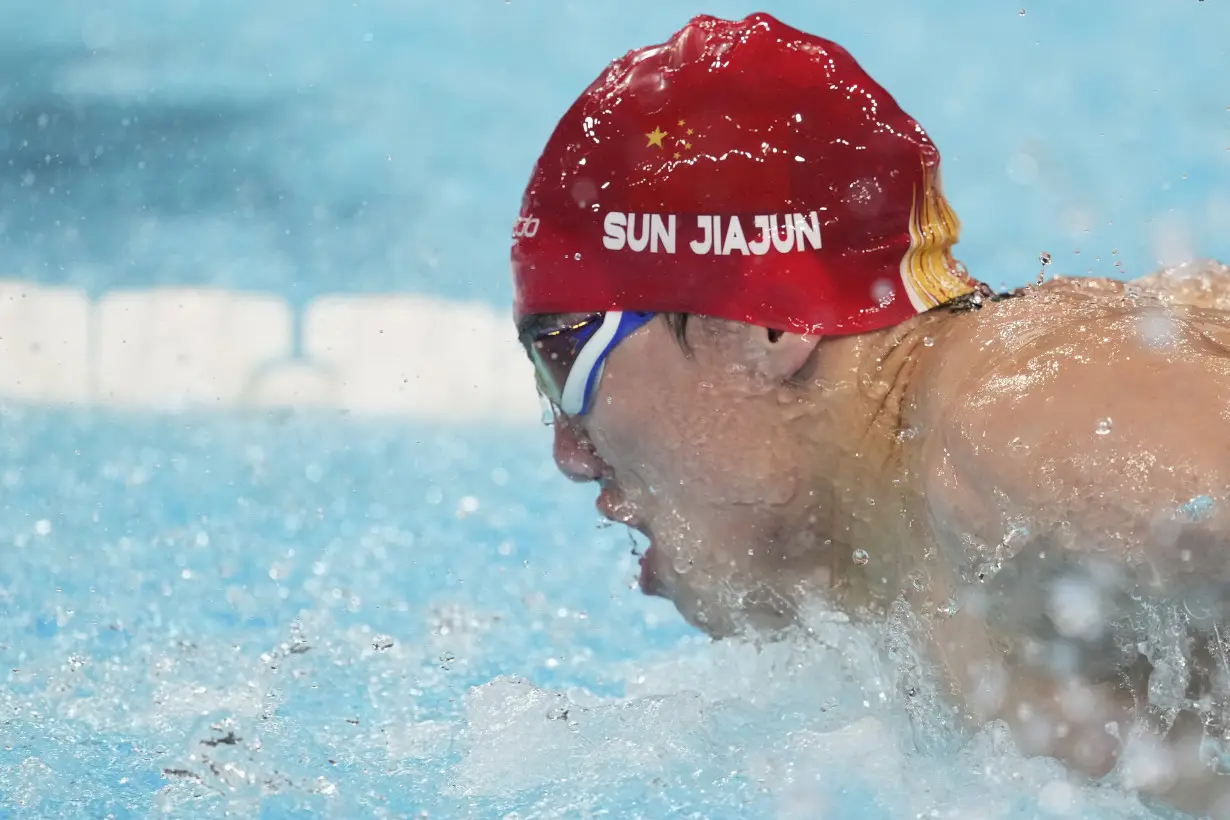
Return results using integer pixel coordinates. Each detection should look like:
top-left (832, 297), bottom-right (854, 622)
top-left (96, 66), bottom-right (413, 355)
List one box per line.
top-left (445, 622), bottom-right (1167, 819)
top-left (0, 280), bottom-right (539, 424)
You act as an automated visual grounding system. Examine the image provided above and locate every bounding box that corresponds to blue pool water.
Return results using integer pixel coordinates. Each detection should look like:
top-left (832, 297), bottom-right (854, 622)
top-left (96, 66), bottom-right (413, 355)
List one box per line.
top-left (0, 410), bottom-right (685, 816)
top-left (1, 1), bottom-right (1228, 817)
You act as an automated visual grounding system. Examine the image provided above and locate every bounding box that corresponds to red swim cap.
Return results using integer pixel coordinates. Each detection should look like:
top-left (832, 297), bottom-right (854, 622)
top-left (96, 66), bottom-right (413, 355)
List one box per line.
top-left (511, 12), bottom-right (976, 335)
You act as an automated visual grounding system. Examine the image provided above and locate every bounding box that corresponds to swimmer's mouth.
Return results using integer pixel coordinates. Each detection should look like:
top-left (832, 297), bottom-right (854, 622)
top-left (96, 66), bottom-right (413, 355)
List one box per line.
top-left (596, 489), bottom-right (666, 598)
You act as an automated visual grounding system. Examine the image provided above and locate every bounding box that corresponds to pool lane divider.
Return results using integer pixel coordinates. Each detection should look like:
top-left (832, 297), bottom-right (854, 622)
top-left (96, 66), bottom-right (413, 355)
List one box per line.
top-left (0, 281), bottom-right (541, 424)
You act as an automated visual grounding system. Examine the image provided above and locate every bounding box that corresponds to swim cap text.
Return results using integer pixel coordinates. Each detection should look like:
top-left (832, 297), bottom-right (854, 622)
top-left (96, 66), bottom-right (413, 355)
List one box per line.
top-left (601, 212), bottom-right (822, 256)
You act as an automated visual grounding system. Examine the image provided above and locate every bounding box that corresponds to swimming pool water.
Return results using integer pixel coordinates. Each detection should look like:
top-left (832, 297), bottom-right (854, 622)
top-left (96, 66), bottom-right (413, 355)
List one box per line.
top-left (0, 409), bottom-right (680, 816)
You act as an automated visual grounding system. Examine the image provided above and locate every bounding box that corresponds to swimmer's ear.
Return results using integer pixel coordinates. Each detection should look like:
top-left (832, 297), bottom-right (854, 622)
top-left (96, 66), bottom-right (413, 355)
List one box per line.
top-left (745, 326), bottom-right (823, 382)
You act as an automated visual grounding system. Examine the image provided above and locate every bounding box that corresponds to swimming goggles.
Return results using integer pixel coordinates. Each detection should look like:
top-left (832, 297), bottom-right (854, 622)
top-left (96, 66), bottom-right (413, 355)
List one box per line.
top-left (526, 311), bottom-right (656, 416)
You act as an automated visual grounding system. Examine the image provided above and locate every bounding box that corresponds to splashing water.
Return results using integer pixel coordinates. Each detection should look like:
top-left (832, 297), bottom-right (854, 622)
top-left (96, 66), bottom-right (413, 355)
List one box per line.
top-left (0, 411), bottom-right (1203, 818)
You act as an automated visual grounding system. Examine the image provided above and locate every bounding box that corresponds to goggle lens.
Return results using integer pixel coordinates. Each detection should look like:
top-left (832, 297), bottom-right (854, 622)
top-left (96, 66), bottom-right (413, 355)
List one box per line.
top-left (526, 312), bottom-right (655, 416)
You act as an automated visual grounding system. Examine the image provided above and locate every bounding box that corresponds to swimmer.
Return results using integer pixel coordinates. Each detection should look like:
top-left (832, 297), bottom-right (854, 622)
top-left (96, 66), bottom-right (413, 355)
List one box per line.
top-left (511, 13), bottom-right (1230, 816)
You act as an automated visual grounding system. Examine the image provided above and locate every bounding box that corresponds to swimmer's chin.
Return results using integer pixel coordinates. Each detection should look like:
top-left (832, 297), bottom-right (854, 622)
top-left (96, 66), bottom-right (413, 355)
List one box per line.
top-left (678, 604), bottom-right (800, 642)
top-left (630, 528), bottom-right (808, 640)
top-left (634, 546), bottom-right (730, 636)
top-left (637, 543), bottom-right (668, 598)
top-left (659, 577), bottom-right (804, 641)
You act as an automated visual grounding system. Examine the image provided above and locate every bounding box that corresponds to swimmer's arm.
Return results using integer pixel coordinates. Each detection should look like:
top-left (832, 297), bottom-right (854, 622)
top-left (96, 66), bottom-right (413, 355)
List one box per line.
top-left (930, 315), bottom-right (1230, 573)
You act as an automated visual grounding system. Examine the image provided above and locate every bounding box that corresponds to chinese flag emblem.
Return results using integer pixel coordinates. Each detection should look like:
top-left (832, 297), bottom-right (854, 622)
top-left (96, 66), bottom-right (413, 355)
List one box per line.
top-left (643, 118), bottom-right (704, 162)
top-left (630, 113), bottom-right (790, 214)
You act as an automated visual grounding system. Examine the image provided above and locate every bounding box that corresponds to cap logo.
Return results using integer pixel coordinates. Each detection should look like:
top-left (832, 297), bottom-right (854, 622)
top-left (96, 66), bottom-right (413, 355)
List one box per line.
top-left (511, 216), bottom-right (540, 238)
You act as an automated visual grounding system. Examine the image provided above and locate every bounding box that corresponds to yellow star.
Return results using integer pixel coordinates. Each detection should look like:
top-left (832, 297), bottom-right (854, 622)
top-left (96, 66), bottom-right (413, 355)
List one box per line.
top-left (687, 128), bottom-right (694, 136)
top-left (646, 126), bottom-right (667, 148)
top-left (673, 152), bottom-right (681, 159)
top-left (684, 142), bottom-right (692, 149)
top-left (677, 119), bottom-right (686, 127)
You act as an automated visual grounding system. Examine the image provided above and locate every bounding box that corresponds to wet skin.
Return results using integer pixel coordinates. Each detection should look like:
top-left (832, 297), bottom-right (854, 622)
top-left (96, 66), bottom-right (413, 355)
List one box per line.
top-left (532, 262), bottom-right (1230, 814)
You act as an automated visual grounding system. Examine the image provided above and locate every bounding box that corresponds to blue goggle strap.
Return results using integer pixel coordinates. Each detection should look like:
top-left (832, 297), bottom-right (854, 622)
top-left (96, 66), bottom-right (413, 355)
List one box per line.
top-left (559, 311), bottom-right (656, 415)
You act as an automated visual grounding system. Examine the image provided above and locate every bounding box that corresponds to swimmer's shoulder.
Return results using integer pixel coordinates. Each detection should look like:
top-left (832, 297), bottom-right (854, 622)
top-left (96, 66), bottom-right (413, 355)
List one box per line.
top-left (908, 269), bottom-right (1230, 439)
top-left (905, 281), bottom-right (1103, 421)
top-left (923, 278), bottom-right (1230, 524)
top-left (921, 269), bottom-right (1230, 380)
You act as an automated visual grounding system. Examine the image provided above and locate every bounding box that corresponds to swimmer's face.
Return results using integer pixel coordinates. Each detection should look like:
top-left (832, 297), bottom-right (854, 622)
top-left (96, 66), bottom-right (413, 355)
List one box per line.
top-left (542, 314), bottom-right (822, 637)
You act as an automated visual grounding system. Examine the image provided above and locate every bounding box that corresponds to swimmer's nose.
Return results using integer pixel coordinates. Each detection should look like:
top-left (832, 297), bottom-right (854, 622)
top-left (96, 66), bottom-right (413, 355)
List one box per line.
top-left (552, 413), bottom-right (605, 483)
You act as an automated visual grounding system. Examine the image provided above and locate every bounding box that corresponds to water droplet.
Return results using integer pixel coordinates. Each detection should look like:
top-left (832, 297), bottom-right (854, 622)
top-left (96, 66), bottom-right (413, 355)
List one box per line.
top-left (596, 517), bottom-right (612, 530)
top-left (1178, 495), bottom-right (1215, 522)
top-left (1036, 251), bottom-right (1052, 285)
top-left (1095, 417), bottom-right (1113, 435)
top-left (1018, 8), bottom-right (1026, 15)
top-left (974, 558), bottom-right (1003, 581)
top-left (372, 635), bottom-right (394, 651)
top-left (539, 394), bottom-right (555, 426)
top-left (937, 597), bottom-right (961, 616)
top-left (852, 548), bottom-right (870, 566)
top-left (573, 253), bottom-right (582, 261)
top-left (922, 336), bottom-right (934, 347)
